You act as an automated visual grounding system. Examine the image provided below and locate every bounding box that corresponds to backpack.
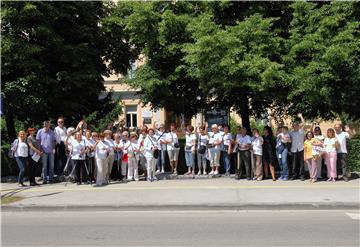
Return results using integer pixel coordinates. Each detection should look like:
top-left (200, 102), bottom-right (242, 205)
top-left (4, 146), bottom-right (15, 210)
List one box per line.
top-left (8, 139), bottom-right (19, 159)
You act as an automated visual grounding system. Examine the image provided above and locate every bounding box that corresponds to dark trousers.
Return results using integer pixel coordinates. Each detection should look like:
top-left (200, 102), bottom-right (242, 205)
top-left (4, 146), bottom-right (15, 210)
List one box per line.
top-left (55, 142), bottom-right (67, 175)
top-left (237, 150), bottom-right (251, 179)
top-left (27, 157), bottom-right (37, 183)
top-left (290, 150), bottom-right (304, 178)
top-left (74, 159), bottom-right (85, 183)
top-left (337, 153), bottom-right (348, 177)
top-left (156, 150), bottom-right (167, 171)
top-left (86, 156), bottom-right (95, 182)
top-left (110, 159), bottom-right (122, 180)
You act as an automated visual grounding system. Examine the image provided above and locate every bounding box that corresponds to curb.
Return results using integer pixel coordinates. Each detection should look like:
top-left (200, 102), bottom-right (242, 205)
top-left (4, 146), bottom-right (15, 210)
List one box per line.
top-left (2, 203), bottom-right (359, 212)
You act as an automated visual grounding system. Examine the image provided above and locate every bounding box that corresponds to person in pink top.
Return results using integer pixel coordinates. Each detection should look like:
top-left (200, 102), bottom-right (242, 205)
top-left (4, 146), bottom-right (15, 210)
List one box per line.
top-left (324, 128), bottom-right (339, 182)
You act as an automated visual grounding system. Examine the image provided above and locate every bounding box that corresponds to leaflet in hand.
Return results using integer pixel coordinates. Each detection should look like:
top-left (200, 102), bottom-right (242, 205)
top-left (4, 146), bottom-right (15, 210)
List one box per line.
top-left (32, 153), bottom-right (41, 162)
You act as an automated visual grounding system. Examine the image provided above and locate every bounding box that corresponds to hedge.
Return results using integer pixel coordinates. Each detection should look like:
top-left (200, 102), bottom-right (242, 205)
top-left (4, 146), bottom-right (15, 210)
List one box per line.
top-left (347, 138), bottom-right (360, 173)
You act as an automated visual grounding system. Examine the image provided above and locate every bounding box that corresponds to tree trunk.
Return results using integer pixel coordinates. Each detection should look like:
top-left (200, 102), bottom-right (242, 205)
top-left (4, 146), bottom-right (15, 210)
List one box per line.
top-left (239, 94), bottom-right (251, 135)
top-left (4, 108), bottom-right (16, 142)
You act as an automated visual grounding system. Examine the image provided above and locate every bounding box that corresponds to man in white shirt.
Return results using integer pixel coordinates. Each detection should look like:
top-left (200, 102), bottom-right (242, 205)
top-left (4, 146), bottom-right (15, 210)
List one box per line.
top-left (289, 119), bottom-right (305, 181)
top-left (221, 125), bottom-right (232, 176)
top-left (54, 117), bottom-right (67, 175)
top-left (235, 127), bottom-right (252, 180)
top-left (335, 124), bottom-right (351, 181)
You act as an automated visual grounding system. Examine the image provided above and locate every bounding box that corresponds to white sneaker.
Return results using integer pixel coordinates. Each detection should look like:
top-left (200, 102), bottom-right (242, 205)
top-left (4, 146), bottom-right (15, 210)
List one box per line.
top-left (214, 170), bottom-right (219, 175)
top-left (197, 171), bottom-right (202, 176)
top-left (161, 168), bottom-right (165, 173)
top-left (203, 172), bottom-right (208, 175)
top-left (155, 169), bottom-right (161, 174)
top-left (134, 178), bottom-right (139, 181)
top-left (209, 171), bottom-right (214, 175)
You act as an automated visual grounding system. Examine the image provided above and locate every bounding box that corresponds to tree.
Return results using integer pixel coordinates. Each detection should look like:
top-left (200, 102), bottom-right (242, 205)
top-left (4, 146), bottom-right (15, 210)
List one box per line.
top-left (1, 1), bottom-right (130, 141)
top-left (286, 2), bottom-right (360, 122)
top-left (183, 13), bottom-right (288, 131)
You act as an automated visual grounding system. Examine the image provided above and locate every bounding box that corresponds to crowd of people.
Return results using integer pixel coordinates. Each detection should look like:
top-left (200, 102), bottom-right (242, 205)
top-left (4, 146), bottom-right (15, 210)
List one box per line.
top-left (10, 116), bottom-right (353, 187)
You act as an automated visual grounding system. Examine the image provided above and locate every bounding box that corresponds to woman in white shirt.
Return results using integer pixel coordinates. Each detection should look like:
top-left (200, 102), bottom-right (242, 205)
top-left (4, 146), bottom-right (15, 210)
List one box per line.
top-left (324, 128), bottom-right (339, 182)
top-left (125, 132), bottom-right (140, 181)
top-left (251, 128), bottom-right (264, 181)
top-left (119, 131), bottom-right (129, 180)
top-left (66, 131), bottom-right (86, 185)
top-left (166, 124), bottom-right (180, 175)
top-left (84, 130), bottom-right (96, 183)
top-left (208, 124), bottom-right (223, 176)
top-left (222, 125), bottom-right (233, 176)
top-left (103, 130), bottom-right (115, 183)
top-left (95, 133), bottom-right (109, 186)
top-left (13, 131), bottom-right (29, 187)
top-left (144, 129), bottom-right (159, 181)
top-left (184, 125), bottom-right (196, 176)
top-left (197, 125), bottom-right (209, 176)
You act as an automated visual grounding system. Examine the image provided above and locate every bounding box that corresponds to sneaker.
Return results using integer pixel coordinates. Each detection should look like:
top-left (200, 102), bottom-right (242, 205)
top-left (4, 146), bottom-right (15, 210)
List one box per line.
top-left (203, 172), bottom-right (208, 175)
top-left (134, 178), bottom-right (139, 181)
top-left (257, 178), bottom-right (262, 181)
top-left (185, 171), bottom-right (191, 175)
top-left (235, 175), bottom-right (240, 180)
top-left (146, 177), bottom-right (152, 182)
top-left (282, 178), bottom-right (288, 181)
top-left (252, 177), bottom-right (257, 180)
top-left (214, 170), bottom-right (219, 175)
top-left (173, 170), bottom-right (177, 175)
top-left (209, 170), bottom-right (214, 175)
top-left (343, 176), bottom-right (349, 182)
top-left (300, 176), bottom-right (305, 181)
top-left (197, 171), bottom-right (202, 176)
top-left (155, 169), bottom-right (161, 174)
top-left (161, 168), bottom-right (165, 173)
top-left (225, 172), bottom-right (230, 176)
top-left (152, 176), bottom-right (158, 181)
top-left (191, 172), bottom-right (195, 176)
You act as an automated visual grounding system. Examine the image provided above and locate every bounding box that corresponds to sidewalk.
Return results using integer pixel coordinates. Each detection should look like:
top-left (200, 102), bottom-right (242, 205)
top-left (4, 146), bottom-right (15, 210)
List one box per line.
top-left (1, 177), bottom-right (359, 211)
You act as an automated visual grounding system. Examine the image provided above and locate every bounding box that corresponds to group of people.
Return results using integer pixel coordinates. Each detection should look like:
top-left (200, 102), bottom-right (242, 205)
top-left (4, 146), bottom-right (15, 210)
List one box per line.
top-left (10, 116), bottom-right (352, 187)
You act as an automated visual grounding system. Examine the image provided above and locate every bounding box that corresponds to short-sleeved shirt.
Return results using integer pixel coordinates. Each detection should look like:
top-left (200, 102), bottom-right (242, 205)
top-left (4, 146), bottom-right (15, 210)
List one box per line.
top-left (70, 139), bottom-right (86, 160)
top-left (304, 138), bottom-right (314, 160)
top-left (252, 136), bottom-right (263, 155)
top-left (324, 137), bottom-right (338, 153)
top-left (336, 131), bottom-right (349, 154)
top-left (198, 134), bottom-right (208, 148)
top-left (36, 128), bottom-right (56, 154)
top-left (155, 131), bottom-right (167, 151)
top-left (223, 133), bottom-right (233, 147)
top-left (185, 133), bottom-right (196, 147)
top-left (289, 129), bottom-right (305, 152)
top-left (85, 138), bottom-right (96, 158)
top-left (166, 132), bottom-right (179, 151)
top-left (209, 132), bottom-right (222, 150)
top-left (27, 136), bottom-right (40, 156)
top-left (104, 138), bottom-right (115, 156)
top-left (236, 134), bottom-right (252, 151)
top-left (95, 141), bottom-right (108, 160)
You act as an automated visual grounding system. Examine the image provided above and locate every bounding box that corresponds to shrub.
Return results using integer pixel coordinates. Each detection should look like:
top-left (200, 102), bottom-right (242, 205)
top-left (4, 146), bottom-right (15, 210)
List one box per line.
top-left (348, 138), bottom-right (360, 172)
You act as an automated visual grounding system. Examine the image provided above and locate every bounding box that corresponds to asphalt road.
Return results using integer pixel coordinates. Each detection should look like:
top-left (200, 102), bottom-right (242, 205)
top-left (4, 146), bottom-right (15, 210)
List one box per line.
top-left (2, 210), bottom-right (359, 247)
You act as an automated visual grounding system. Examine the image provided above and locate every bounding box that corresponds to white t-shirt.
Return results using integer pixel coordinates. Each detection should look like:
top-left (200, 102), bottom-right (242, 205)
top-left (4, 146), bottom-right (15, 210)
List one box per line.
top-left (95, 141), bottom-right (108, 160)
top-left (144, 135), bottom-right (159, 158)
top-left (126, 141), bottom-right (139, 157)
top-left (70, 139), bottom-right (86, 160)
top-left (104, 138), bottom-right (115, 156)
top-left (336, 131), bottom-right (349, 153)
top-left (166, 132), bottom-right (179, 150)
top-left (252, 136), bottom-right (264, 155)
top-left (324, 137), bottom-right (338, 153)
top-left (289, 129), bottom-right (305, 152)
top-left (198, 134), bottom-right (208, 148)
top-left (85, 138), bottom-right (95, 157)
top-left (236, 134), bottom-right (252, 151)
top-left (155, 130), bottom-right (167, 151)
top-left (15, 139), bottom-right (28, 157)
top-left (55, 126), bottom-right (67, 144)
top-left (223, 133), bottom-right (233, 147)
top-left (185, 133), bottom-right (196, 148)
top-left (208, 132), bottom-right (222, 150)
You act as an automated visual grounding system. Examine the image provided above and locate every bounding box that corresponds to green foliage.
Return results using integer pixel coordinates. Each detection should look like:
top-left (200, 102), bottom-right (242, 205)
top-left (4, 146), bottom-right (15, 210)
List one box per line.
top-left (348, 138), bottom-right (360, 172)
top-left (1, 1), bottom-right (131, 140)
top-left (85, 97), bottom-right (122, 133)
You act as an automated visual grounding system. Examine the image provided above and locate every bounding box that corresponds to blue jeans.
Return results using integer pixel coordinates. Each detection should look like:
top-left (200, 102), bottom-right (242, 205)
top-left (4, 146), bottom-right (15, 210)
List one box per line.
top-left (222, 151), bottom-right (231, 173)
top-left (42, 152), bottom-right (54, 181)
top-left (15, 157), bottom-right (26, 183)
top-left (156, 150), bottom-right (166, 170)
top-left (277, 148), bottom-right (288, 179)
top-left (185, 151), bottom-right (195, 168)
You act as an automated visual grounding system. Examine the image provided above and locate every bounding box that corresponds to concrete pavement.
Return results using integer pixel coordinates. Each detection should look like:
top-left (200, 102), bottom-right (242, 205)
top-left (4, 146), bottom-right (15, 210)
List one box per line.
top-left (1, 177), bottom-right (359, 211)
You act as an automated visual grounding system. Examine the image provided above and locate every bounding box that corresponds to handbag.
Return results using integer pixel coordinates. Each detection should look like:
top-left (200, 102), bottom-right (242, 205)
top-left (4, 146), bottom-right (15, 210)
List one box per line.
top-left (198, 145), bottom-right (206, 154)
top-left (171, 133), bottom-right (180, 148)
top-left (8, 139), bottom-right (19, 159)
top-left (148, 136), bottom-right (159, 159)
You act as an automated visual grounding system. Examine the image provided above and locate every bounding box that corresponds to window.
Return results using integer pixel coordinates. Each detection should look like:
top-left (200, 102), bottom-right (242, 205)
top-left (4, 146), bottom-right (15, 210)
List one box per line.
top-left (126, 105), bottom-right (137, 128)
